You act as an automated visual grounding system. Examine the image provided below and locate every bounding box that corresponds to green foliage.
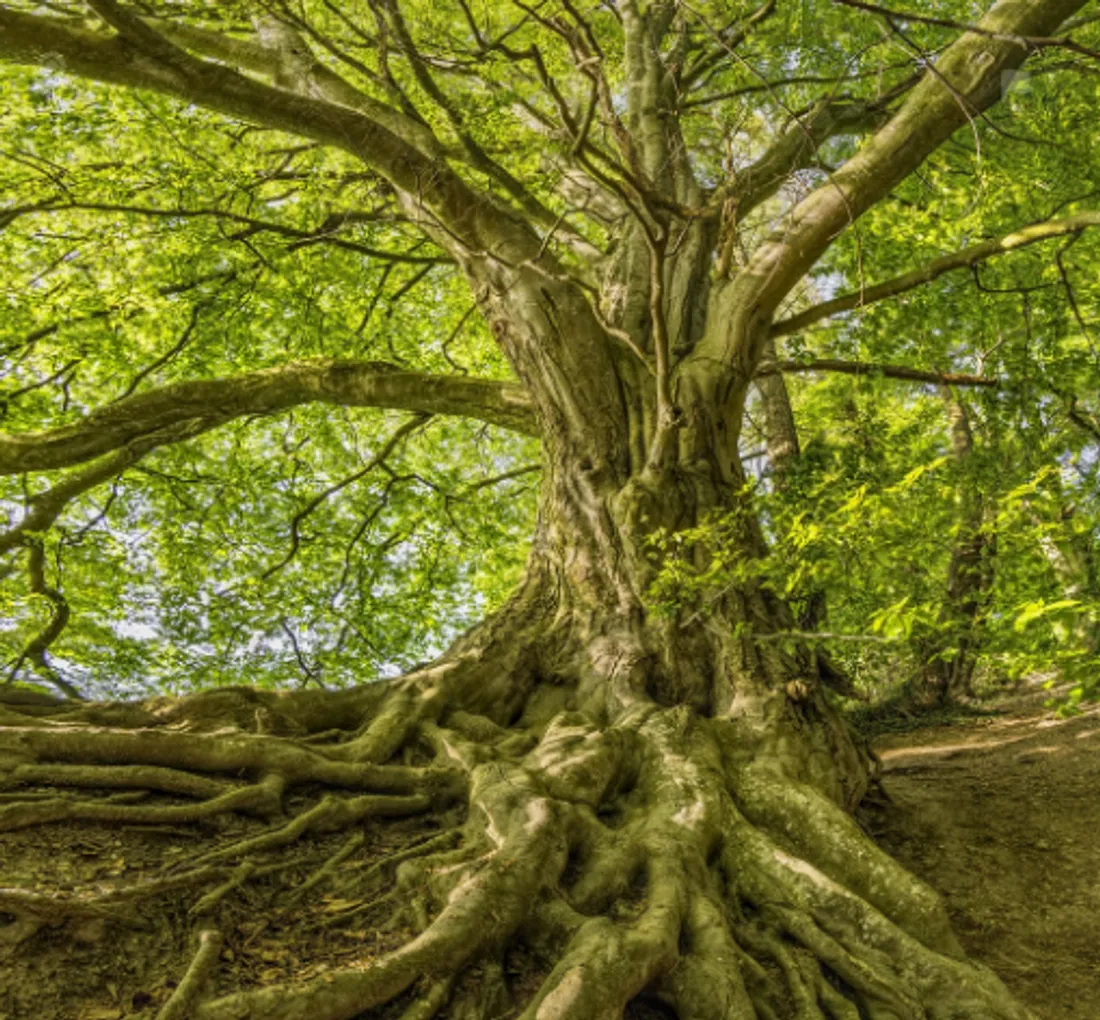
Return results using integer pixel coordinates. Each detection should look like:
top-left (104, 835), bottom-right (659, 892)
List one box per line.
top-left (0, 54), bottom-right (539, 696)
top-left (1, 0), bottom-right (1098, 706)
top-left (650, 390), bottom-right (1100, 706)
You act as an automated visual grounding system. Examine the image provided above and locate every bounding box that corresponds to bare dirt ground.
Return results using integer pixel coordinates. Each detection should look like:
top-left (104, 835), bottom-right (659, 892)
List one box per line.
top-left (869, 692), bottom-right (1100, 1020)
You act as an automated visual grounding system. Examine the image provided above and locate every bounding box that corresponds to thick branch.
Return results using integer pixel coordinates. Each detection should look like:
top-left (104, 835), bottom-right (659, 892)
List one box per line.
top-left (365, 2), bottom-right (599, 256)
top-left (773, 211), bottom-right (1100, 336)
top-left (0, 7), bottom-right (629, 462)
top-left (758, 358), bottom-right (1002, 387)
top-left (0, 9), bottom-right (534, 259)
top-left (0, 448), bottom-right (146, 554)
top-left (725, 92), bottom-right (911, 222)
top-left (690, 0), bottom-right (1088, 374)
top-left (0, 360), bottom-right (536, 476)
top-left (148, 17), bottom-right (447, 161)
top-left (834, 0), bottom-right (1100, 61)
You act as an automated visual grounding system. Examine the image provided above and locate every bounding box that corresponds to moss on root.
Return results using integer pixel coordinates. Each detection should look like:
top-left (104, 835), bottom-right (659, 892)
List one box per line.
top-left (0, 643), bottom-right (1036, 1020)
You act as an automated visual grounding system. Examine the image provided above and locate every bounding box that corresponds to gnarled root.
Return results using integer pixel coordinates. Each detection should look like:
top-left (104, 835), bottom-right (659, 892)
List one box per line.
top-left (0, 664), bottom-right (1033, 1020)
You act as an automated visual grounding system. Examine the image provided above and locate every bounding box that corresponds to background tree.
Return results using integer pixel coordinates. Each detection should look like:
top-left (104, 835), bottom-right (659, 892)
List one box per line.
top-left (1, 1), bottom-right (1098, 1018)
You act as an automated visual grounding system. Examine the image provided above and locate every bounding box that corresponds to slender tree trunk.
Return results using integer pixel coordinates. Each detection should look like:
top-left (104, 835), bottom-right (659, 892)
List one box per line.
top-left (755, 337), bottom-right (830, 635)
top-left (756, 339), bottom-right (803, 488)
top-left (916, 397), bottom-right (994, 706)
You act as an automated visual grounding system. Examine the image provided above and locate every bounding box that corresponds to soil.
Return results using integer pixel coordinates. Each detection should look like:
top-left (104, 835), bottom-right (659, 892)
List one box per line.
top-left (0, 805), bottom-right (449, 1020)
top-left (868, 688), bottom-right (1100, 1020)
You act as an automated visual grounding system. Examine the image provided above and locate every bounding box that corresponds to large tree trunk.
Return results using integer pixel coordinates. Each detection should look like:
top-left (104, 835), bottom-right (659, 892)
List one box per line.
top-left (0, 338), bottom-right (1033, 1020)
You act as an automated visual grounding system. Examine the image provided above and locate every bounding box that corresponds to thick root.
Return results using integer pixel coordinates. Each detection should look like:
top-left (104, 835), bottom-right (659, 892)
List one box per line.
top-left (0, 668), bottom-right (1034, 1020)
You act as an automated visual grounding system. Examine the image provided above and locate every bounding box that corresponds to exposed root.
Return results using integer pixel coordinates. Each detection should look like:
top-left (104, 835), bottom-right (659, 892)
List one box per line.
top-left (0, 859), bottom-right (296, 952)
top-left (322, 886), bottom-right (403, 930)
top-left (190, 863), bottom-right (258, 917)
top-left (0, 772), bottom-right (284, 832)
top-left (0, 887), bottom-right (131, 926)
top-left (450, 961), bottom-right (511, 1020)
top-left (284, 831), bottom-right (365, 905)
top-left (155, 928), bottom-right (223, 1020)
top-left (397, 977), bottom-right (454, 1020)
top-left (0, 913), bottom-right (41, 948)
top-left (0, 886), bottom-right (128, 950)
top-left (325, 828), bottom-right (463, 911)
top-left (193, 755), bottom-right (572, 1020)
top-left (657, 894), bottom-right (757, 1020)
top-left (190, 793), bottom-right (431, 868)
top-left (3, 762), bottom-right (236, 799)
top-left (0, 664), bottom-right (1037, 1020)
top-left (1, 723), bottom-right (461, 796)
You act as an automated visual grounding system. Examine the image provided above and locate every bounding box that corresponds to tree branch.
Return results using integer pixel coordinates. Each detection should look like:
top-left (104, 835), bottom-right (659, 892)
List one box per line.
top-left (772, 210), bottom-right (1100, 336)
top-left (26, 201), bottom-right (450, 265)
top-left (364, 0), bottom-right (599, 257)
top-left (757, 358), bottom-right (1002, 388)
top-left (688, 0), bottom-right (1088, 376)
top-left (680, 0), bottom-right (778, 90)
top-left (260, 414), bottom-right (430, 579)
top-left (6, 539), bottom-right (82, 700)
top-left (833, 0), bottom-right (1100, 62)
top-left (0, 360), bottom-right (537, 476)
top-left (148, 16), bottom-right (447, 160)
top-left (1065, 396), bottom-right (1100, 441)
top-left (0, 447), bottom-right (148, 555)
top-left (0, 6), bottom-right (625, 456)
top-left (0, 8), bottom-right (534, 258)
top-left (720, 90), bottom-right (913, 226)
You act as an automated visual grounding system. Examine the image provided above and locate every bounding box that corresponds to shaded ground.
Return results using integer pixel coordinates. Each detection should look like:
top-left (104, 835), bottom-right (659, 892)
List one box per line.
top-left (0, 804), bottom-right (458, 1020)
top-left (869, 693), bottom-right (1100, 1020)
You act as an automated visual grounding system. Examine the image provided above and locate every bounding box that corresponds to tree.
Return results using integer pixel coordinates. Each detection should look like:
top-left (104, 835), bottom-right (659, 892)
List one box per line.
top-left (0, 1), bottom-right (1097, 1017)
top-left (913, 396), bottom-right (993, 705)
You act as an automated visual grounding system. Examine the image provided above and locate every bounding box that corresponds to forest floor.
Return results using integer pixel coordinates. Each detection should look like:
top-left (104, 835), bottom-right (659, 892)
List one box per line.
top-left (867, 683), bottom-right (1100, 1020)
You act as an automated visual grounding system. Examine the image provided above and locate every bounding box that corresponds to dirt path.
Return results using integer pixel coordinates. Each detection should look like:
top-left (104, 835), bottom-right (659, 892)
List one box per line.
top-left (870, 698), bottom-right (1100, 1020)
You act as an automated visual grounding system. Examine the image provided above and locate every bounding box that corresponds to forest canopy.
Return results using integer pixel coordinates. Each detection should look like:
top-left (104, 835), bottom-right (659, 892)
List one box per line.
top-left (1, 0), bottom-right (1097, 706)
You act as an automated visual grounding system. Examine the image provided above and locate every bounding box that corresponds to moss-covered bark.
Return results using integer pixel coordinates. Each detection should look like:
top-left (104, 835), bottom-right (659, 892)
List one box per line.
top-left (0, 625), bottom-right (1032, 1019)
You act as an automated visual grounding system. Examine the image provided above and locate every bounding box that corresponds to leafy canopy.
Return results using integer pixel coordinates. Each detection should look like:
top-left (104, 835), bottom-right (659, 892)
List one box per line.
top-left (0, 0), bottom-right (1098, 699)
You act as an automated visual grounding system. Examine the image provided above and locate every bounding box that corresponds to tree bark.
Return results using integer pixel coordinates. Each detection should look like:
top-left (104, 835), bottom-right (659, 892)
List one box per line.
top-left (916, 397), bottom-right (994, 707)
top-left (754, 337), bottom-right (831, 635)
